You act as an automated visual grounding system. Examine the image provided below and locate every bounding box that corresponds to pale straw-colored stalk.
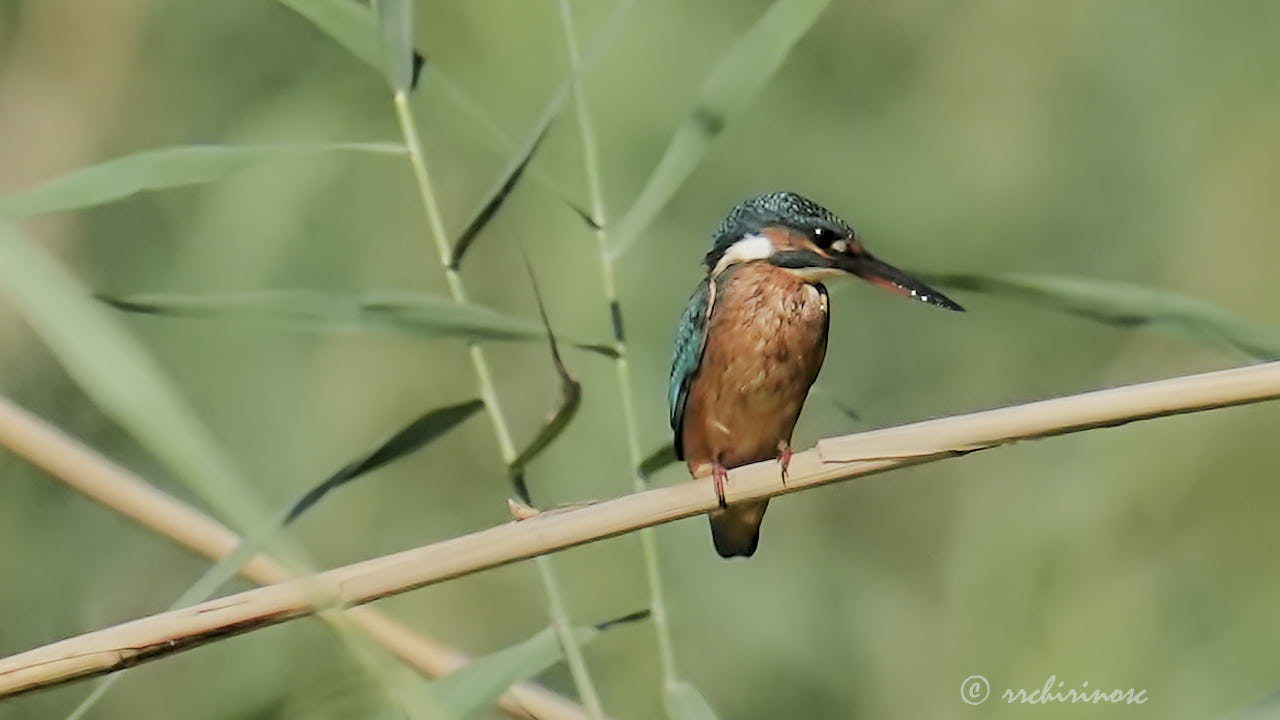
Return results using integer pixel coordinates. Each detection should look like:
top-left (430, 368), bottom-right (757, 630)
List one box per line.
top-left (0, 395), bottom-right (593, 720)
top-left (5, 360), bottom-right (1278, 697)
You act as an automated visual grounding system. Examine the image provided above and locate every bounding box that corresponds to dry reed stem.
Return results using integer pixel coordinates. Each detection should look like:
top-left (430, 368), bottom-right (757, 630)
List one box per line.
top-left (0, 396), bottom-right (594, 719)
top-left (3, 360), bottom-right (1280, 697)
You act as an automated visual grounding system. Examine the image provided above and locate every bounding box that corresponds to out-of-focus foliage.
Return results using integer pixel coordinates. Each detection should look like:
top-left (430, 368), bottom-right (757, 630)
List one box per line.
top-left (608, 0), bottom-right (832, 257)
top-left (436, 624), bottom-right (599, 720)
top-left (2, 1), bottom-right (1280, 719)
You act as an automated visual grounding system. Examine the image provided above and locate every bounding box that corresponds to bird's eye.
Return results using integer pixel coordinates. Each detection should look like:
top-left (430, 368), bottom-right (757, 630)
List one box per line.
top-left (811, 227), bottom-right (836, 246)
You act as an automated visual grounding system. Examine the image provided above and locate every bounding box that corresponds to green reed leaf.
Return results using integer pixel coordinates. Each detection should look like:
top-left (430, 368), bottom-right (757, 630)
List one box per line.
top-left (285, 399), bottom-right (484, 523)
top-left (638, 444), bottom-right (679, 480)
top-left (278, 0), bottom-right (425, 86)
top-left (0, 143), bottom-right (404, 219)
top-left (435, 609), bottom-right (648, 720)
top-left (450, 94), bottom-right (563, 269)
top-left (926, 272), bottom-right (1280, 360)
top-left (100, 288), bottom-right (619, 357)
top-left (435, 626), bottom-right (598, 720)
top-left (507, 252), bottom-right (585, 503)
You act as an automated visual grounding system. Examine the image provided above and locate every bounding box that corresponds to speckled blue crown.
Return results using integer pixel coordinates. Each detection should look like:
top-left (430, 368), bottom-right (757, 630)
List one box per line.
top-left (705, 191), bottom-right (854, 268)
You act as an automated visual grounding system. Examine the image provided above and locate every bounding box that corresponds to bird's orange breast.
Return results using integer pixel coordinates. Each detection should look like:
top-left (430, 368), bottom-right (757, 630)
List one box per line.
top-left (681, 262), bottom-right (829, 478)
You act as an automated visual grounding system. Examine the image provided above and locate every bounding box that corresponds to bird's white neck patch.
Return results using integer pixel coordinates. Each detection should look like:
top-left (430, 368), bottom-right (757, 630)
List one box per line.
top-left (712, 233), bottom-right (773, 276)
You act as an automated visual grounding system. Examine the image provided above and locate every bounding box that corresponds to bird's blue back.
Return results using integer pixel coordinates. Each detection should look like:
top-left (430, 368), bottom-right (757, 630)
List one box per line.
top-left (668, 278), bottom-right (711, 460)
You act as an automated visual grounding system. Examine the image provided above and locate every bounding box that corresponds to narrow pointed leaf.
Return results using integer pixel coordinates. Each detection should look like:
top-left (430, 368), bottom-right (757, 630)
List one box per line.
top-left (638, 444), bottom-right (678, 480)
top-left (372, 0), bottom-right (414, 93)
top-left (362, 289), bottom-right (563, 342)
top-left (167, 401), bottom-right (483, 626)
top-left (100, 289), bottom-right (618, 357)
top-left (449, 91), bottom-right (564, 269)
top-left (567, 201), bottom-right (601, 229)
top-left (570, 341), bottom-right (621, 358)
top-left (594, 608), bottom-right (651, 631)
top-left (277, 0), bottom-right (425, 87)
top-left (429, 1), bottom-right (632, 223)
top-left (610, 0), bottom-right (831, 257)
top-left (665, 682), bottom-right (723, 720)
top-left (507, 252), bottom-right (584, 503)
top-left (285, 399), bottom-right (484, 523)
top-left (926, 272), bottom-right (1280, 360)
top-left (0, 143), bottom-right (404, 219)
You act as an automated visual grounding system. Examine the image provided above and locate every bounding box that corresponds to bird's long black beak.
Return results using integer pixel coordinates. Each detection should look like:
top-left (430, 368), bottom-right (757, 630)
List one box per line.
top-left (839, 252), bottom-right (964, 311)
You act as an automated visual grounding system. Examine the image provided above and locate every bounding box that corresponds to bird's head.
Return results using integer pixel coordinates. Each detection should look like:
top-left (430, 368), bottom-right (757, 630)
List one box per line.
top-left (705, 191), bottom-right (963, 311)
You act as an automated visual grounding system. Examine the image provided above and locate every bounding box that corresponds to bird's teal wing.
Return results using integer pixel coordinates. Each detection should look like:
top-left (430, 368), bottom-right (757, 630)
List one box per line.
top-left (669, 278), bottom-right (713, 460)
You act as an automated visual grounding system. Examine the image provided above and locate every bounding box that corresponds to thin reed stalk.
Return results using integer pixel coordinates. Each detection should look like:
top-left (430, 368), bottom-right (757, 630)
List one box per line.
top-left (5, 360), bottom-right (1278, 697)
top-left (556, 0), bottom-right (680, 686)
top-left (392, 90), bottom-right (606, 720)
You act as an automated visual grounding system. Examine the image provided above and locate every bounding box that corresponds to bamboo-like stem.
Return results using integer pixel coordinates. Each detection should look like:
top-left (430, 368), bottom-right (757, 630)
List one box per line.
top-left (392, 90), bottom-right (607, 720)
top-left (6, 360), bottom-right (1279, 697)
top-left (556, 0), bottom-right (679, 686)
top-left (0, 396), bottom-right (593, 720)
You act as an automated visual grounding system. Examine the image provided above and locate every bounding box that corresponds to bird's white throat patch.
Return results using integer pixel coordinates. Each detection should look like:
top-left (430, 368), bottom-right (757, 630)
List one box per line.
top-left (712, 234), bottom-right (773, 276)
top-left (712, 232), bottom-right (843, 282)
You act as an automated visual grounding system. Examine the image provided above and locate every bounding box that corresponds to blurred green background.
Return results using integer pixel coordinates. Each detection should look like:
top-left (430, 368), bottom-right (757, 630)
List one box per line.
top-left (3, 1), bottom-right (1280, 718)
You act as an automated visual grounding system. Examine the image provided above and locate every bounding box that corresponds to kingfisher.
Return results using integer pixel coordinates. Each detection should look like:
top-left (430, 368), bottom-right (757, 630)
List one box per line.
top-left (669, 191), bottom-right (963, 558)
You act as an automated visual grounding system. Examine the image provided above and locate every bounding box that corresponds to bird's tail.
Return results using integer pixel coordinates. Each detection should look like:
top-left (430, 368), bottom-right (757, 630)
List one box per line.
top-left (708, 500), bottom-right (769, 558)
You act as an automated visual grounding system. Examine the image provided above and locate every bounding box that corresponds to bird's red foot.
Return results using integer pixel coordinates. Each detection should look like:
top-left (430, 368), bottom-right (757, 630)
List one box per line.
top-left (712, 462), bottom-right (729, 509)
top-left (777, 441), bottom-right (792, 486)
